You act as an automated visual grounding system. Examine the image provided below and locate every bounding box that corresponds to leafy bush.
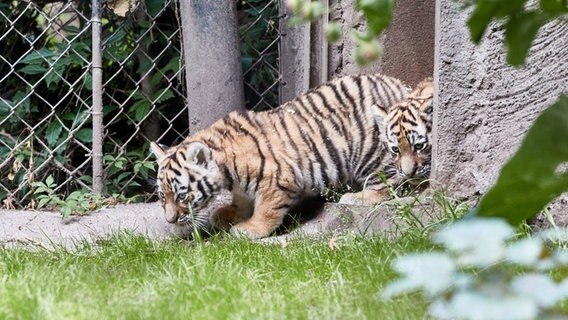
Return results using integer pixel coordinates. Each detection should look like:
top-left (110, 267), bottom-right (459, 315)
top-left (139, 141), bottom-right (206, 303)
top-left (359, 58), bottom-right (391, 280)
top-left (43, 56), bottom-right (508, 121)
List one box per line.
top-left (33, 175), bottom-right (134, 218)
top-left (0, 0), bottom-right (185, 207)
top-left (384, 218), bottom-right (568, 320)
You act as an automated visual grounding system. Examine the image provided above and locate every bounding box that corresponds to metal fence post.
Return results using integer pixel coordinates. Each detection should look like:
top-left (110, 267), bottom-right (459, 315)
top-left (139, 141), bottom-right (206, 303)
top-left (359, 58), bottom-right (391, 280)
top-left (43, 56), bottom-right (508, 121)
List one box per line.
top-left (91, 0), bottom-right (103, 194)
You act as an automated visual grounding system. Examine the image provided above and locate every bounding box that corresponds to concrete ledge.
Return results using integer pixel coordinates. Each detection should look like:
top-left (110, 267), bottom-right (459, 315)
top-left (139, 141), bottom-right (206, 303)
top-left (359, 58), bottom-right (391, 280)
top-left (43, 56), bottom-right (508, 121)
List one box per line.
top-left (0, 193), bottom-right (440, 249)
top-left (265, 197), bottom-right (441, 243)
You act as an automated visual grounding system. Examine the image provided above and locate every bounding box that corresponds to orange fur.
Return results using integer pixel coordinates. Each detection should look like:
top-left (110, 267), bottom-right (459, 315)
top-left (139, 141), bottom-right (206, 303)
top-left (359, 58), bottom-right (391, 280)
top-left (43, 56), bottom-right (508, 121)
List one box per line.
top-left (151, 74), bottom-right (433, 239)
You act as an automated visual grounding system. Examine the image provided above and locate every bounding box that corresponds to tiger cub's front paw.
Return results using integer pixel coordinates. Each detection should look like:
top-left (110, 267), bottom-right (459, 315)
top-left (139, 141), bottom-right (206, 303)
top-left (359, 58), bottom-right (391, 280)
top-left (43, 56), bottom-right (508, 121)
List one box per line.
top-left (229, 222), bottom-right (270, 240)
top-left (339, 190), bottom-right (391, 205)
top-left (338, 192), bottom-right (365, 205)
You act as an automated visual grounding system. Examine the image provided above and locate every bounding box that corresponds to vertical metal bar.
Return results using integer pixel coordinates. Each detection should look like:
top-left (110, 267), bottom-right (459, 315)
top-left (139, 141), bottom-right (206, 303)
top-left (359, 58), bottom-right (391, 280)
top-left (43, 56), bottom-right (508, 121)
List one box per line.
top-left (91, 0), bottom-right (103, 194)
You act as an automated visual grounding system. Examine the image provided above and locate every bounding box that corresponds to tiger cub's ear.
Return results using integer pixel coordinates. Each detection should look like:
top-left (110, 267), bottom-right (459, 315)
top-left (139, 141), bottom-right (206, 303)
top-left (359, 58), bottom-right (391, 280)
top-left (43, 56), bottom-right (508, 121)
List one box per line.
top-left (413, 77), bottom-right (434, 97)
top-left (419, 98), bottom-right (433, 116)
top-left (371, 104), bottom-right (388, 130)
top-left (150, 142), bottom-right (167, 160)
top-left (187, 142), bottom-right (214, 168)
top-left (413, 77), bottom-right (434, 117)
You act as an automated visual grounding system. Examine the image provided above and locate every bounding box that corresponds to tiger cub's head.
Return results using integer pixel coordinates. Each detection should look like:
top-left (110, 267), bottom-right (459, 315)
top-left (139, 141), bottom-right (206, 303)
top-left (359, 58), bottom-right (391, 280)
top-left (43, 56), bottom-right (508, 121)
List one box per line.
top-left (150, 141), bottom-right (221, 226)
top-left (373, 77), bottom-right (433, 182)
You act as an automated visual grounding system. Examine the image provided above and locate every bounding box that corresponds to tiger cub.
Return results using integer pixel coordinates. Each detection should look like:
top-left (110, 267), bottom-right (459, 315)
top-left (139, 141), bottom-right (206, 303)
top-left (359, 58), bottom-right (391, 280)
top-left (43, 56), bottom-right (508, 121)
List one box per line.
top-left (150, 74), bottom-right (417, 239)
top-left (339, 77), bottom-right (434, 203)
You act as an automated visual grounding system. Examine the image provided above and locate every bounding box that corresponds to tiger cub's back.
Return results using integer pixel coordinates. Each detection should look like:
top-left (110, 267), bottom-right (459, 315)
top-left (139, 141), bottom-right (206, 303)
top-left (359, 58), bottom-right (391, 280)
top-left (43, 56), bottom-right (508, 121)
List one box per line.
top-left (248, 73), bottom-right (411, 192)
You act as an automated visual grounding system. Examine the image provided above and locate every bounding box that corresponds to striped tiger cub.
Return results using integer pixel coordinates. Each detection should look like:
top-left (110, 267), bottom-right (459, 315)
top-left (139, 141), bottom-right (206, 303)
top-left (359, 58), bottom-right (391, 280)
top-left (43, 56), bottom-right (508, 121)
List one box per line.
top-left (150, 74), bottom-right (421, 239)
top-left (340, 77), bottom-right (434, 203)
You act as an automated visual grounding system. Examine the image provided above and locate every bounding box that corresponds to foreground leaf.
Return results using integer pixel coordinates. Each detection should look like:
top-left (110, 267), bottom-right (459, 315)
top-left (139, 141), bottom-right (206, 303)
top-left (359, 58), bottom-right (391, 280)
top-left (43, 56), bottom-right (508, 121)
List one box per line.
top-left (383, 253), bottom-right (456, 298)
top-left (477, 95), bottom-right (568, 224)
top-left (505, 11), bottom-right (547, 66)
top-left (357, 0), bottom-right (393, 35)
top-left (467, 0), bottom-right (526, 43)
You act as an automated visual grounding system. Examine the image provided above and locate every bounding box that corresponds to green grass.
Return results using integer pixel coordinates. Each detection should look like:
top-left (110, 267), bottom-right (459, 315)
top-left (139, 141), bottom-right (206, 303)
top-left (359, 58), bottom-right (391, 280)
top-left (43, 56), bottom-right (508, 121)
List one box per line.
top-left (0, 233), bottom-right (432, 320)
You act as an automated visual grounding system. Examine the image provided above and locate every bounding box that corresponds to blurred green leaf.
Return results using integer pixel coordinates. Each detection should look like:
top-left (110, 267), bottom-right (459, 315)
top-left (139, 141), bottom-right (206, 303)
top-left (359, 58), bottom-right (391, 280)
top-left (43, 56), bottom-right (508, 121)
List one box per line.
top-left (69, 110), bottom-right (90, 130)
top-left (19, 65), bottom-right (48, 75)
top-left (104, 28), bottom-right (127, 47)
top-left (83, 72), bottom-right (92, 91)
top-left (130, 99), bottom-right (150, 122)
top-left (44, 64), bottom-right (65, 88)
top-left (467, 1), bottom-right (495, 43)
top-left (146, 0), bottom-right (167, 17)
top-left (153, 88), bottom-right (174, 103)
top-left (46, 121), bottom-right (63, 146)
top-left (326, 22), bottom-right (342, 43)
top-left (0, 98), bottom-right (12, 115)
top-left (357, 0), bottom-right (393, 35)
top-left (62, 112), bottom-right (76, 121)
top-left (46, 175), bottom-right (55, 187)
top-left (75, 128), bottom-right (93, 143)
top-left (505, 11), bottom-right (547, 66)
top-left (159, 55), bottom-right (182, 74)
top-left (19, 49), bottom-right (59, 64)
top-left (60, 206), bottom-right (72, 218)
top-left (467, 0), bottom-right (528, 43)
top-left (37, 197), bottom-right (51, 209)
top-left (540, 0), bottom-right (568, 15)
top-left (79, 175), bottom-right (93, 184)
top-left (115, 171), bottom-right (132, 183)
top-left (477, 95), bottom-right (568, 225)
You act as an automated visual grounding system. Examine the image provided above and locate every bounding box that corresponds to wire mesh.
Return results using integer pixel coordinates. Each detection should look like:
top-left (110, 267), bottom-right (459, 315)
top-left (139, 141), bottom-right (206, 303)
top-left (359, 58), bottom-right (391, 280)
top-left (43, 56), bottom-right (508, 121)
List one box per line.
top-left (239, 0), bottom-right (282, 111)
top-left (0, 0), bottom-right (282, 209)
top-left (0, 1), bottom-right (94, 208)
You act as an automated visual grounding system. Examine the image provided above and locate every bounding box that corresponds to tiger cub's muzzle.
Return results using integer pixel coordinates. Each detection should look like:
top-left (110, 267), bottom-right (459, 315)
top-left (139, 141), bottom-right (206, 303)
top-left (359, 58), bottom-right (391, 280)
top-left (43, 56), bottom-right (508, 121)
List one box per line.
top-left (164, 202), bottom-right (189, 224)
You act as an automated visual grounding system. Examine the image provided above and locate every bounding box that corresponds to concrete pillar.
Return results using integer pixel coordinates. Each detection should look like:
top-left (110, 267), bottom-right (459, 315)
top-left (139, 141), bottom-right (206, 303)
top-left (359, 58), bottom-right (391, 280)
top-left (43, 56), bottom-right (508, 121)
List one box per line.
top-left (279, 1), bottom-right (311, 103)
top-left (328, 0), bottom-right (435, 87)
top-left (180, 0), bottom-right (245, 133)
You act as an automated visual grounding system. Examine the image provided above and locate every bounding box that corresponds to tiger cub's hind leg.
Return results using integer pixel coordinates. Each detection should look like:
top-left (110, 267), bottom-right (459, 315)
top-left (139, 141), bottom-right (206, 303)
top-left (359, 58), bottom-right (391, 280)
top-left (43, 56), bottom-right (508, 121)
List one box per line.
top-left (229, 189), bottom-right (294, 239)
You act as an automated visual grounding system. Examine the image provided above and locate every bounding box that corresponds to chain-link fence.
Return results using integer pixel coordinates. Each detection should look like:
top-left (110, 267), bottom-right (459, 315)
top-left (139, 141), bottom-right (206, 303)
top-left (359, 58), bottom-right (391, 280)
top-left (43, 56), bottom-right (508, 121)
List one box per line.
top-left (239, 0), bottom-right (282, 111)
top-left (0, 0), bottom-right (282, 209)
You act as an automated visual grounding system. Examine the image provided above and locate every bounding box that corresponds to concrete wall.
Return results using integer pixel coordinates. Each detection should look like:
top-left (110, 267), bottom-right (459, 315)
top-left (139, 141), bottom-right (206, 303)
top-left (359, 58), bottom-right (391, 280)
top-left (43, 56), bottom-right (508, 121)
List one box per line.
top-left (326, 0), bottom-right (568, 224)
top-left (433, 0), bottom-right (568, 224)
top-left (328, 0), bottom-right (435, 87)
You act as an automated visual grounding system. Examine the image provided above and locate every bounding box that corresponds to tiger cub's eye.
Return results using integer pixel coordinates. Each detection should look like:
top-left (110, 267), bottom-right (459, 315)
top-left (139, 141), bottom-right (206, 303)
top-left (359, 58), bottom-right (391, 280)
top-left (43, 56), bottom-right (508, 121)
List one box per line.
top-left (176, 192), bottom-right (188, 202)
top-left (158, 191), bottom-right (165, 200)
top-left (414, 143), bottom-right (425, 151)
top-left (390, 146), bottom-right (400, 154)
